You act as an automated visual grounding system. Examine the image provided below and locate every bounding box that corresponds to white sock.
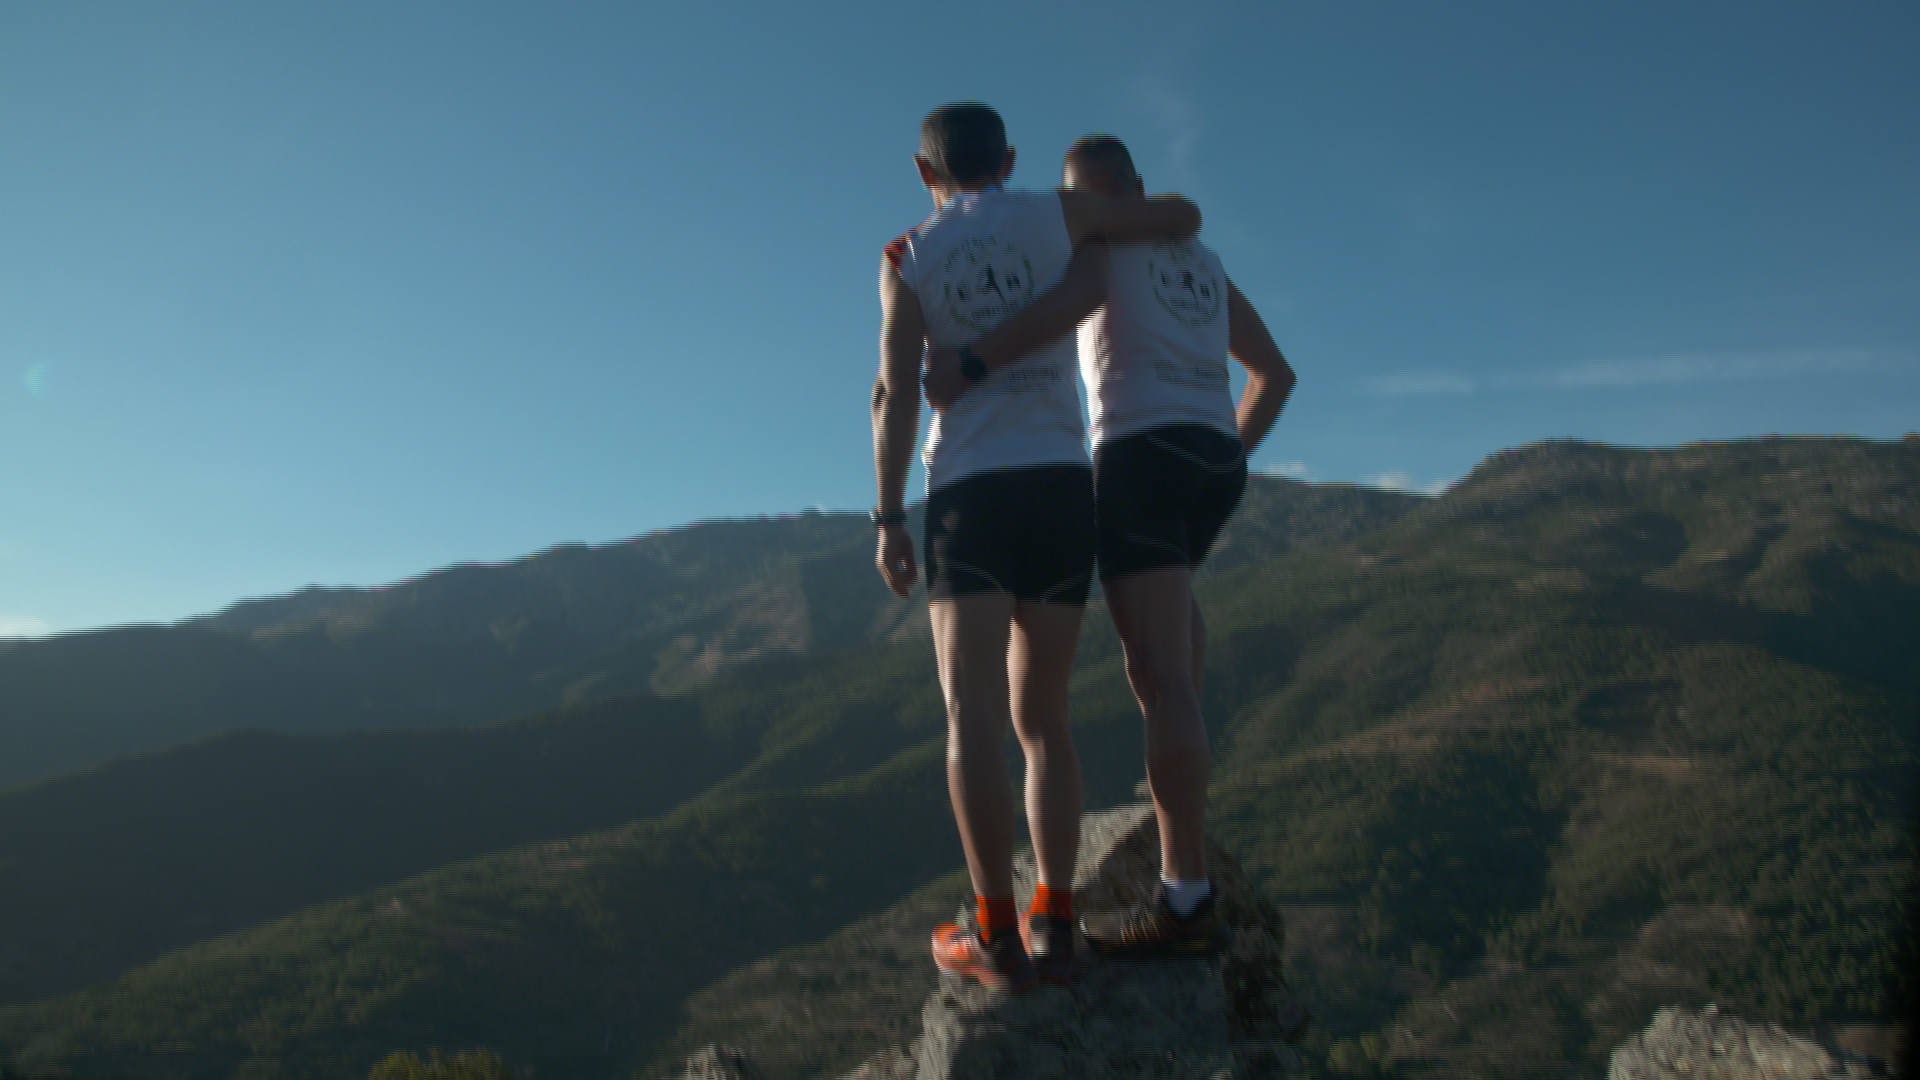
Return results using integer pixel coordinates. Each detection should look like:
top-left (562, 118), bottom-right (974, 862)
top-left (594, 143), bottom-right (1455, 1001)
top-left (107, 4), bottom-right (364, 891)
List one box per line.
top-left (1161, 875), bottom-right (1211, 917)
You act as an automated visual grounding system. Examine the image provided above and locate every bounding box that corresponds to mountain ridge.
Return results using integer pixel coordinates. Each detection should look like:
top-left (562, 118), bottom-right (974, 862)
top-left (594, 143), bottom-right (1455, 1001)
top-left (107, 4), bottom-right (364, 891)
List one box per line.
top-left (0, 478), bottom-right (1420, 793)
top-left (0, 436), bottom-right (1911, 1079)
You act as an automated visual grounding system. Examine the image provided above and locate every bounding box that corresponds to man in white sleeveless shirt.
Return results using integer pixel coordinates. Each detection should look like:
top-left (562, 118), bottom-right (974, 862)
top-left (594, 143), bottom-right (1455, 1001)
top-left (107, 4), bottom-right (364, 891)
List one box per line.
top-left (925, 135), bottom-right (1295, 961)
top-left (872, 106), bottom-right (1201, 992)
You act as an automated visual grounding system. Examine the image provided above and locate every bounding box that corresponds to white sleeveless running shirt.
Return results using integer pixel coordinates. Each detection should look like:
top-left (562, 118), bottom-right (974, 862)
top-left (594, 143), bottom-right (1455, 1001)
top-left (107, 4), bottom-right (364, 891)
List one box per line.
top-left (887, 190), bottom-right (1087, 492)
top-left (1078, 239), bottom-right (1237, 447)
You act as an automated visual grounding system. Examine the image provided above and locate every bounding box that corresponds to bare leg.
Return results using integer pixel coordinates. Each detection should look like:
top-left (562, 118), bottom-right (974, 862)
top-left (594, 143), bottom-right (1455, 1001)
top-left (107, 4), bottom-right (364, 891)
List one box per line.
top-left (1008, 601), bottom-right (1086, 890)
top-left (1104, 567), bottom-right (1211, 883)
top-left (930, 593), bottom-right (1019, 900)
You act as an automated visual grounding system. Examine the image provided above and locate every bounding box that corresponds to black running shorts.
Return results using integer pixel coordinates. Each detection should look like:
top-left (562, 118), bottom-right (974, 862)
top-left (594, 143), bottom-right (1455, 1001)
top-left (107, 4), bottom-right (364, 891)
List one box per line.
top-left (1095, 424), bottom-right (1247, 580)
top-left (924, 465), bottom-right (1096, 605)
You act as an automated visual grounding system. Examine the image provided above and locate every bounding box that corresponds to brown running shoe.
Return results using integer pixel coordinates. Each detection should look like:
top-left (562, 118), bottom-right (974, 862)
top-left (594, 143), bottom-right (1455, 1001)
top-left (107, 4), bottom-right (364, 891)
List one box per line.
top-left (931, 912), bottom-right (1037, 994)
top-left (1020, 913), bottom-right (1078, 985)
top-left (1081, 882), bottom-right (1232, 961)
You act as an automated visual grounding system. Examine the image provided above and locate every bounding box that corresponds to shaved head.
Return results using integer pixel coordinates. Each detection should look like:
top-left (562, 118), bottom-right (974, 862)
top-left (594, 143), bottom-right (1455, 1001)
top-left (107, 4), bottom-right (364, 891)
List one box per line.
top-left (1063, 135), bottom-right (1142, 196)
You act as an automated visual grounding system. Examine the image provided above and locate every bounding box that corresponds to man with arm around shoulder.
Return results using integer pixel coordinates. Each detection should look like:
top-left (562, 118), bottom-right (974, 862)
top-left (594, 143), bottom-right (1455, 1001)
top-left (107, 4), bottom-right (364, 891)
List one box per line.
top-left (872, 105), bottom-right (1201, 991)
top-left (926, 134), bottom-right (1297, 960)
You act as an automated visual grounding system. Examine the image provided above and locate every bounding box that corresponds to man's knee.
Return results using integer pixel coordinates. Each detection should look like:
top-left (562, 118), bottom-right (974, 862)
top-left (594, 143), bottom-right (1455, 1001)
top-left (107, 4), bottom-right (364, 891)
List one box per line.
top-left (1013, 716), bottom-right (1075, 757)
top-left (1125, 651), bottom-right (1197, 705)
top-left (947, 721), bottom-right (1005, 770)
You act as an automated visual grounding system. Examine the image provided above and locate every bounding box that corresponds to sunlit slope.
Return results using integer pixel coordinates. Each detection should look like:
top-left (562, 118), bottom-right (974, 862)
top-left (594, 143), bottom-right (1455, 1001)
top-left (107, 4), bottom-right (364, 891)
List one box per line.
top-left (0, 480), bottom-right (1412, 793)
top-left (1199, 437), bottom-right (1918, 1076)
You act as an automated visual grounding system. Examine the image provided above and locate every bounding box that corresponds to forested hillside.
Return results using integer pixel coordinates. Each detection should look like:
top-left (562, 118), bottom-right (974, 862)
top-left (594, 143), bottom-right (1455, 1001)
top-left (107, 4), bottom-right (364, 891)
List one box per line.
top-left (3, 691), bottom-right (736, 1006)
top-left (0, 438), bottom-right (1911, 1080)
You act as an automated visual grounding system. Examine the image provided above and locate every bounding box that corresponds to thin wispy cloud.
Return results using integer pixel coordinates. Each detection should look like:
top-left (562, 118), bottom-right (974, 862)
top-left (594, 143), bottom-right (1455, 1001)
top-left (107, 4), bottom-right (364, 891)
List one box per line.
top-left (1357, 373), bottom-right (1477, 396)
top-left (1257, 462), bottom-right (1309, 478)
top-left (1128, 74), bottom-right (1206, 192)
top-left (1357, 349), bottom-right (1914, 398)
top-left (1518, 347), bottom-right (1917, 388)
top-left (0, 615), bottom-right (53, 639)
top-left (1364, 472), bottom-right (1452, 496)
top-left (23, 363), bottom-right (50, 398)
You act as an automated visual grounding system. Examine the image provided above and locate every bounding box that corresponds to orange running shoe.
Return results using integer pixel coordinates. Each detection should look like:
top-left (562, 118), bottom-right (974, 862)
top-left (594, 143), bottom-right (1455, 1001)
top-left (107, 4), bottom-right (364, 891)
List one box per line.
top-left (931, 913), bottom-right (1037, 995)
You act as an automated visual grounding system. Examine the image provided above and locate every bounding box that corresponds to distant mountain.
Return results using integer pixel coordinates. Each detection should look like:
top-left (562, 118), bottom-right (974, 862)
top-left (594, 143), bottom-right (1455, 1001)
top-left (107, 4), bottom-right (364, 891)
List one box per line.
top-left (0, 438), bottom-right (1911, 1080)
top-left (0, 513), bottom-right (925, 793)
top-left (0, 479), bottom-right (1415, 793)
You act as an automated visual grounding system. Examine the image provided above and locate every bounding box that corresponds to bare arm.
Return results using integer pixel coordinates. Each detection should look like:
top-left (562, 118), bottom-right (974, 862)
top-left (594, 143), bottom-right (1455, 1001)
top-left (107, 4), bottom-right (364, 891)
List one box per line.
top-left (873, 256), bottom-right (925, 595)
top-left (1059, 190), bottom-right (1200, 245)
top-left (974, 243), bottom-right (1107, 367)
top-left (1226, 278), bottom-right (1296, 457)
top-left (922, 243), bottom-right (1108, 408)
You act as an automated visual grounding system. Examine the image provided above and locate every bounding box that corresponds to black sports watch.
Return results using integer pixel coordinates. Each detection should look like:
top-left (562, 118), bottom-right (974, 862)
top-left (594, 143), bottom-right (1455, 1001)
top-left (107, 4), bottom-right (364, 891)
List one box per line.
top-left (959, 345), bottom-right (988, 383)
top-left (869, 509), bottom-right (908, 528)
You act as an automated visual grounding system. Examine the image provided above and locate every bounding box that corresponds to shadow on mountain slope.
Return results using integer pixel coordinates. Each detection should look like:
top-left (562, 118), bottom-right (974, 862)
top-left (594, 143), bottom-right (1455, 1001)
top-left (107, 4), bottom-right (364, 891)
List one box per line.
top-left (0, 644), bottom-right (942, 1010)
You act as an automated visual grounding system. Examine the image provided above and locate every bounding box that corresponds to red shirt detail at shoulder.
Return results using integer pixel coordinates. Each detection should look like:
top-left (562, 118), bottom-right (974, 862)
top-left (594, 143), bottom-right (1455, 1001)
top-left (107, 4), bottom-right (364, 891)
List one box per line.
top-left (883, 235), bottom-right (910, 269)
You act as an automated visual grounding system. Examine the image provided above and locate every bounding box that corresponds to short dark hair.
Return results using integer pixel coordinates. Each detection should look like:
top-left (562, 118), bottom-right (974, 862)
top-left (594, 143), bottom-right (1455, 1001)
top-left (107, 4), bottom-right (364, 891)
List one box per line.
top-left (1064, 134), bottom-right (1140, 188)
top-left (920, 104), bottom-right (1008, 187)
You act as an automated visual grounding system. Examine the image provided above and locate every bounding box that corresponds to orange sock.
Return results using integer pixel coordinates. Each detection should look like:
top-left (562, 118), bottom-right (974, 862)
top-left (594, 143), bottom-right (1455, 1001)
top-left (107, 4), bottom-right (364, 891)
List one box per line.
top-left (975, 894), bottom-right (1017, 945)
top-left (1029, 883), bottom-right (1072, 922)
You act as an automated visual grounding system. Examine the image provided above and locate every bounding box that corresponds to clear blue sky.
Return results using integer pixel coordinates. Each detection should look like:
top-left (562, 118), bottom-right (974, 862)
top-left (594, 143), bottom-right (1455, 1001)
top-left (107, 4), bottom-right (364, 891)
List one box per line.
top-left (3, 2), bottom-right (1916, 635)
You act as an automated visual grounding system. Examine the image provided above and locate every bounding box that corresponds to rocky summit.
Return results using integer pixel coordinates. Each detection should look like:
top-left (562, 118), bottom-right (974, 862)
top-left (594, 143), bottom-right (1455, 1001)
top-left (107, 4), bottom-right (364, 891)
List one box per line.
top-left (683, 800), bottom-right (1311, 1080)
top-left (1609, 1006), bottom-right (1884, 1080)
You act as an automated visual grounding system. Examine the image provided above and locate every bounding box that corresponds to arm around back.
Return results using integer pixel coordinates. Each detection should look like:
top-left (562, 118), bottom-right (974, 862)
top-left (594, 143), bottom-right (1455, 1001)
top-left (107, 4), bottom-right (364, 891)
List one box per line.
top-left (1059, 190), bottom-right (1200, 245)
top-left (974, 242), bottom-right (1107, 367)
top-left (923, 243), bottom-right (1108, 409)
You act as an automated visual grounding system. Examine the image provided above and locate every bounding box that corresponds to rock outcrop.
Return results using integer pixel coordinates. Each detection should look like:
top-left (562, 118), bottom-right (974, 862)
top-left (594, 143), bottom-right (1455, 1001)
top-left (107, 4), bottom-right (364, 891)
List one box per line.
top-left (682, 1044), bottom-right (766, 1080)
top-left (673, 800), bottom-right (1307, 1079)
top-left (842, 800), bottom-right (1309, 1079)
top-left (1609, 1006), bottom-right (1882, 1080)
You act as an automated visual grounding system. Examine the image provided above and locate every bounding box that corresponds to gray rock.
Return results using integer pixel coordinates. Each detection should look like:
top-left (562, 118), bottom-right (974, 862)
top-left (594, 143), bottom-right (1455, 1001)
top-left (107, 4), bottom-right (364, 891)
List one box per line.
top-left (841, 1047), bottom-right (918, 1079)
top-left (682, 1043), bottom-right (765, 1080)
top-left (1609, 1005), bottom-right (1879, 1080)
top-left (847, 800), bottom-right (1306, 1079)
top-left (913, 969), bottom-right (1236, 1079)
